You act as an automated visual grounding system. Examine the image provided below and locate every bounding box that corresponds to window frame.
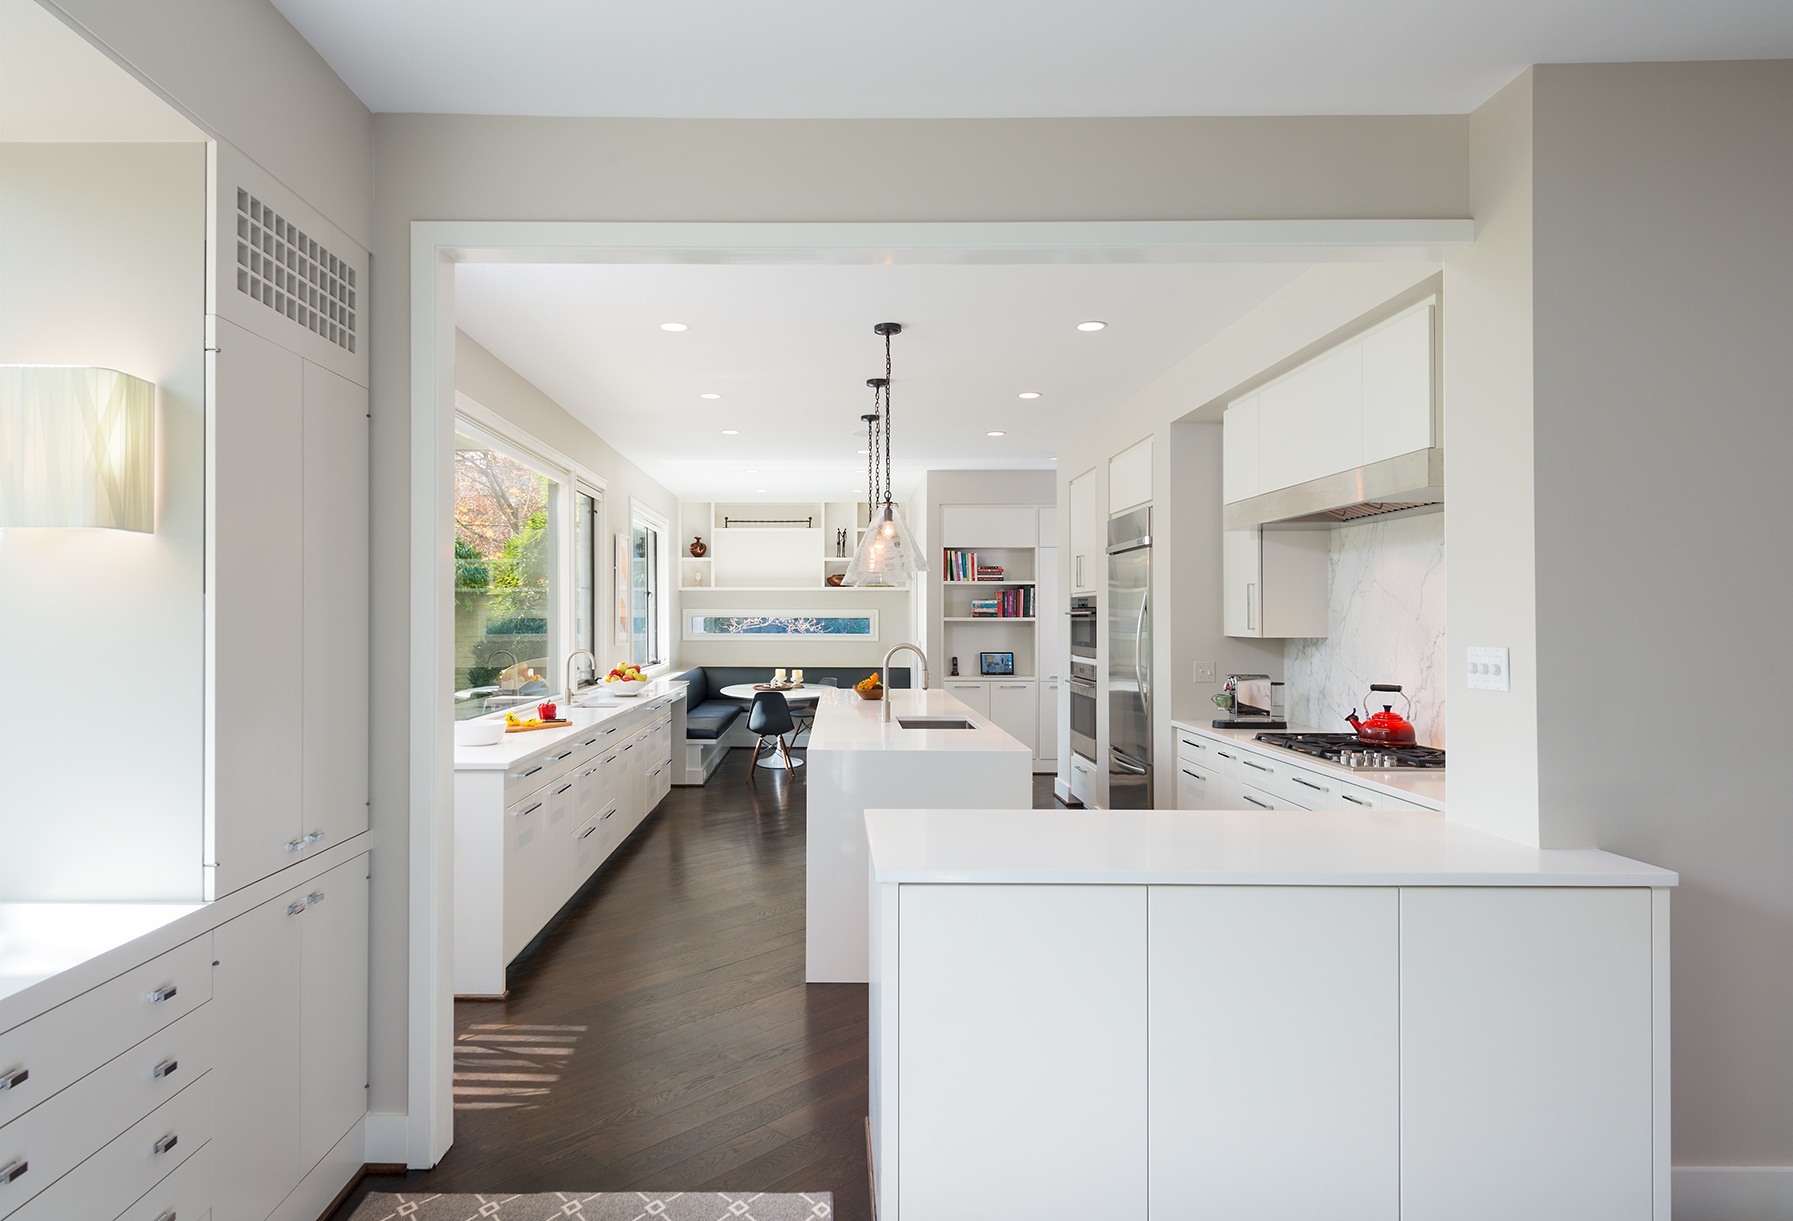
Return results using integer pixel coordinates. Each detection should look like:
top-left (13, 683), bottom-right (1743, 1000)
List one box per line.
top-left (629, 498), bottom-right (671, 669)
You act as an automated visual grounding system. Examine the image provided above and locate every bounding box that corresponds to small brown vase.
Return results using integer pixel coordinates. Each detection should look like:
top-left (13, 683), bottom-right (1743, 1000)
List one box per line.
top-left (689, 535), bottom-right (708, 557)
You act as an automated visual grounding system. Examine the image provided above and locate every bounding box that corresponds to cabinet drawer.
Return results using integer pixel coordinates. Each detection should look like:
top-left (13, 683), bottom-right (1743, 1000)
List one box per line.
top-left (6, 1073), bottom-right (211, 1221)
top-left (0, 1005), bottom-right (212, 1215)
top-left (115, 1138), bottom-right (210, 1221)
top-left (0, 935), bottom-right (211, 1131)
top-left (1175, 762), bottom-right (1216, 810)
top-left (1239, 783), bottom-right (1309, 812)
top-left (1175, 731), bottom-right (1219, 768)
top-left (502, 742), bottom-right (582, 800)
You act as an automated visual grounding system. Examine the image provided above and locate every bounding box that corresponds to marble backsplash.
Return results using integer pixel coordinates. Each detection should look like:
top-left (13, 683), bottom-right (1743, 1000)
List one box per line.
top-left (1283, 512), bottom-right (1446, 747)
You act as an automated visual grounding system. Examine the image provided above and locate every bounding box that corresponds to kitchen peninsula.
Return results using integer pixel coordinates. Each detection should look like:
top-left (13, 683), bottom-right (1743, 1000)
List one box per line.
top-left (867, 807), bottom-right (1675, 1221)
top-left (805, 685), bottom-right (1032, 982)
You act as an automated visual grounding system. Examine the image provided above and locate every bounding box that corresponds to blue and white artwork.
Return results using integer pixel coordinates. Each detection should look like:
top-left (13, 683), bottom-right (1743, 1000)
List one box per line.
top-left (684, 610), bottom-right (878, 640)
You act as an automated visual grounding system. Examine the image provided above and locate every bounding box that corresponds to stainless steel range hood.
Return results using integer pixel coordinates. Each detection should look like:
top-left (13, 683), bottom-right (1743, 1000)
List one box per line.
top-left (1223, 447), bottom-right (1444, 530)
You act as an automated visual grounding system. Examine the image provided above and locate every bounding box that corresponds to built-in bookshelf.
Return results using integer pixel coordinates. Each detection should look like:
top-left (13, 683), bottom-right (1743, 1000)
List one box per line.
top-left (677, 499), bottom-right (910, 591)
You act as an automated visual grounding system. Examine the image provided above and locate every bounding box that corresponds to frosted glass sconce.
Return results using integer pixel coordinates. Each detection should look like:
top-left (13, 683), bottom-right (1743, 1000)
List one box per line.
top-left (0, 366), bottom-right (155, 532)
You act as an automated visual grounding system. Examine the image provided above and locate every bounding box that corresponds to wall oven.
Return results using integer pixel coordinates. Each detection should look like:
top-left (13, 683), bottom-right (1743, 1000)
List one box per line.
top-left (1068, 656), bottom-right (1098, 763)
top-left (1069, 595), bottom-right (1098, 659)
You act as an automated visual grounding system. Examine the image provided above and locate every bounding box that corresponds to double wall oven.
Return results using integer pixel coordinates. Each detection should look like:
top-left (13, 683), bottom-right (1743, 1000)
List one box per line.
top-left (1068, 596), bottom-right (1098, 763)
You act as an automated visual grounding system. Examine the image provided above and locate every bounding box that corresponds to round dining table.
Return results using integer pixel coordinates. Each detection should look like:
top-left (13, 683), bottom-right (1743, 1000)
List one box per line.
top-left (719, 683), bottom-right (829, 768)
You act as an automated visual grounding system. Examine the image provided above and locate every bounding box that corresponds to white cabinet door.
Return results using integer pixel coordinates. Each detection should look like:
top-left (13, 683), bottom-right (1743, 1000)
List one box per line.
top-left (298, 856), bottom-right (368, 1171)
top-left (988, 681), bottom-right (1038, 754)
top-left (1036, 505), bottom-right (1057, 548)
top-left (211, 320), bottom-right (304, 895)
top-left (301, 363), bottom-right (369, 855)
top-left (1069, 470), bottom-right (1100, 593)
top-left (1224, 529), bottom-right (1328, 639)
top-left (1222, 530), bottom-right (1261, 637)
top-left (1361, 303), bottom-right (1435, 464)
top-left (1037, 547), bottom-right (1061, 679)
top-left (944, 681), bottom-right (990, 717)
top-left (940, 504), bottom-right (1038, 549)
top-left (213, 882), bottom-right (304, 1221)
top-left (899, 884), bottom-right (1148, 1219)
top-left (1258, 342), bottom-right (1362, 492)
top-left (1400, 888), bottom-right (1654, 1220)
top-left (1037, 680), bottom-right (1059, 765)
top-left (541, 772), bottom-right (576, 912)
top-left (1239, 783), bottom-right (1309, 812)
top-left (502, 792), bottom-right (547, 962)
top-left (1108, 438), bottom-right (1153, 513)
top-left (1174, 760), bottom-right (1216, 809)
top-left (1150, 886), bottom-right (1399, 1219)
top-left (1069, 752), bottom-right (1098, 806)
top-left (1222, 395), bottom-right (1259, 504)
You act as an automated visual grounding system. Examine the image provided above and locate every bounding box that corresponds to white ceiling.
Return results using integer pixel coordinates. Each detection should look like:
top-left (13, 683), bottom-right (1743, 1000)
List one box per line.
top-left (454, 261), bottom-right (1306, 501)
top-left (272, 0), bottom-right (1793, 118)
top-left (0, 1), bottom-right (204, 142)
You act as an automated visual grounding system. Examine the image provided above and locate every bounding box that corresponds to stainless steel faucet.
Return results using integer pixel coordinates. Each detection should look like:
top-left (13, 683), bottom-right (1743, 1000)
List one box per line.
top-left (881, 642), bottom-right (930, 722)
top-left (564, 648), bottom-right (599, 707)
top-left (482, 647), bottom-right (520, 712)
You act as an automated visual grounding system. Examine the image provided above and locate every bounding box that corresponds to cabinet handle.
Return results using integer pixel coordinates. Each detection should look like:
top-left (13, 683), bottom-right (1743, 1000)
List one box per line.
top-left (1247, 582), bottom-right (1256, 631)
top-left (154, 1211), bottom-right (176, 1221)
top-left (152, 1133), bottom-right (178, 1156)
top-left (286, 902), bottom-right (307, 916)
top-left (578, 825), bottom-right (597, 841)
top-left (307, 890), bottom-right (325, 905)
top-left (552, 750), bottom-right (574, 762)
top-left (602, 754), bottom-right (618, 765)
top-left (284, 839), bottom-right (302, 853)
top-left (1180, 769), bottom-right (1203, 781)
top-left (582, 737), bottom-right (599, 748)
top-left (1242, 758), bottom-right (1271, 773)
top-left (1242, 793), bottom-right (1272, 809)
top-left (556, 782), bottom-right (574, 795)
top-left (1291, 775), bottom-right (1328, 793)
top-left (149, 984), bottom-right (178, 1004)
top-left (303, 830), bottom-right (325, 845)
top-left (1216, 750), bottom-right (1234, 760)
top-left (602, 808), bottom-right (615, 820)
top-left (0, 1067), bottom-right (26, 1092)
top-left (152, 1058), bottom-right (179, 1079)
top-left (520, 764), bottom-right (543, 778)
top-left (516, 802), bottom-right (543, 818)
top-left (0, 1159), bottom-right (26, 1184)
top-left (1342, 793), bottom-right (1373, 808)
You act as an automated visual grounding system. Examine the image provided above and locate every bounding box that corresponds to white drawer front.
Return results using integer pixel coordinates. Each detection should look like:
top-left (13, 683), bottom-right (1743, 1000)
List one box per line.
top-left (1175, 731), bottom-right (1219, 768)
top-left (0, 936), bottom-right (211, 1131)
top-left (115, 1138), bottom-right (210, 1221)
top-left (6, 1072), bottom-right (211, 1221)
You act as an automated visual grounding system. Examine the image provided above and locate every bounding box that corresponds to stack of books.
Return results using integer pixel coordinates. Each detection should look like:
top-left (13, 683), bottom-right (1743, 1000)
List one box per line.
top-left (970, 598), bottom-right (1001, 617)
top-left (975, 564), bottom-right (1005, 581)
top-left (942, 549), bottom-right (1012, 582)
top-left (969, 587), bottom-right (1035, 617)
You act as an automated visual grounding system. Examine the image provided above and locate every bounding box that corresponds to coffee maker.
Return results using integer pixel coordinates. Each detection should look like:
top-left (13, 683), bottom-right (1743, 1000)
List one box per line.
top-left (1212, 673), bottom-right (1288, 729)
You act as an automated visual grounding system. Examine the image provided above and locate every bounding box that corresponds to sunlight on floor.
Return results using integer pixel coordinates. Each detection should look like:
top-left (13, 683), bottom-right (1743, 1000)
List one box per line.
top-left (453, 1023), bottom-right (589, 1110)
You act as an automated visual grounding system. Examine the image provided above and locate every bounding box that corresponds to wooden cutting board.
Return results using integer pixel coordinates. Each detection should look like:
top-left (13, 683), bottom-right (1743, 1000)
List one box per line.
top-left (504, 719), bottom-right (572, 733)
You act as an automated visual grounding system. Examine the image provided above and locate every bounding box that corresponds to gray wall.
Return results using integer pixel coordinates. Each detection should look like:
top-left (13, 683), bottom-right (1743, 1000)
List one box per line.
top-left (1531, 60), bottom-right (1793, 1170)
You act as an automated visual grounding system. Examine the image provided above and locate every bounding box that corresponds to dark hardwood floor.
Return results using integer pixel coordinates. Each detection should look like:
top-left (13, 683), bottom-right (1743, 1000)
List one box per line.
top-left (334, 749), bottom-right (1066, 1219)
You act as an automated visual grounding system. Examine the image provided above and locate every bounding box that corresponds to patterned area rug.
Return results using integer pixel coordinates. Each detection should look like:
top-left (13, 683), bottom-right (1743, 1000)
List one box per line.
top-left (348, 1192), bottom-right (833, 1220)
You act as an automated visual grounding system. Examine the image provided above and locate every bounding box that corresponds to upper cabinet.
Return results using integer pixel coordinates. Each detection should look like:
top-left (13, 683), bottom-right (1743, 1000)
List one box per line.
top-left (942, 504), bottom-right (1039, 549)
top-left (1109, 439), bottom-right (1153, 514)
top-left (1069, 471), bottom-right (1101, 593)
top-left (1224, 300), bottom-right (1437, 510)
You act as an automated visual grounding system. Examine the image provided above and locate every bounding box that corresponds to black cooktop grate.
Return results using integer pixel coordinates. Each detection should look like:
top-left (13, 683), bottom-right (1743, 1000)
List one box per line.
top-left (1254, 732), bottom-right (1446, 769)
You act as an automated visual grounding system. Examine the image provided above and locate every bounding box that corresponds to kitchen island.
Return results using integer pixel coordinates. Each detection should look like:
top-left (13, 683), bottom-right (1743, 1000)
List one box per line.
top-left (867, 806), bottom-right (1675, 1221)
top-left (804, 686), bottom-right (1032, 982)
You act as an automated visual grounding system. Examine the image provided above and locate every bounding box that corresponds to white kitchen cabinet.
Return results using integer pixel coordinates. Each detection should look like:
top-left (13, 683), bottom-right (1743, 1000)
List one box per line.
top-left (1036, 505), bottom-right (1057, 549)
top-left (987, 680), bottom-right (1038, 755)
top-left (1174, 759), bottom-right (1215, 809)
top-left (1222, 395), bottom-right (1259, 503)
top-left (1037, 548), bottom-right (1060, 678)
top-left (301, 362), bottom-right (370, 855)
top-left (1038, 679), bottom-right (1059, 768)
top-left (941, 503), bottom-right (1037, 549)
top-left (1069, 752), bottom-right (1098, 806)
top-left (541, 771), bottom-right (577, 911)
top-left (1239, 783), bottom-right (1309, 812)
top-left (502, 789), bottom-right (548, 963)
top-left (1069, 470), bottom-right (1100, 593)
top-left (1400, 888), bottom-right (1654, 1220)
top-left (944, 680), bottom-right (991, 717)
top-left (1361, 303), bottom-right (1435, 464)
top-left (1258, 341), bottom-right (1363, 492)
top-left (1108, 438), bottom-right (1152, 513)
top-left (1149, 886), bottom-right (1400, 1219)
top-left (1223, 528), bottom-right (1328, 638)
top-left (898, 884), bottom-right (1148, 1220)
top-left (297, 857), bottom-right (368, 1173)
top-left (210, 320), bottom-right (305, 897)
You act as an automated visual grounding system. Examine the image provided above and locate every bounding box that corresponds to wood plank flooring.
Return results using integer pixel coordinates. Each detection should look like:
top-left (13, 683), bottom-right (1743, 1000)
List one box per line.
top-left (334, 749), bottom-right (1065, 1220)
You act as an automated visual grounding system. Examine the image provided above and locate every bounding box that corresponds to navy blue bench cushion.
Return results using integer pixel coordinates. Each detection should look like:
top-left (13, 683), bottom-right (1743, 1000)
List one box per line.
top-left (686, 700), bottom-right (743, 740)
top-left (673, 666), bottom-right (711, 705)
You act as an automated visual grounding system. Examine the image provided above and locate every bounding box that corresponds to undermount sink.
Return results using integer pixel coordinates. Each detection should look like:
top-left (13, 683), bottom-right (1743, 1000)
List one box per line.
top-left (897, 717), bottom-right (979, 731)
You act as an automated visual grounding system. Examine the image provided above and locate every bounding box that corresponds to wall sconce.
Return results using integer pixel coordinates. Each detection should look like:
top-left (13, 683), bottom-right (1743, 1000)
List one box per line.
top-left (0, 366), bottom-right (155, 532)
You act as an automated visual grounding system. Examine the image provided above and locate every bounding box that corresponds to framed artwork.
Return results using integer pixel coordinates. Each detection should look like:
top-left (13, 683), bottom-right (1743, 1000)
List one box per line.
top-left (682, 610), bottom-right (879, 641)
top-left (613, 531), bottom-right (632, 645)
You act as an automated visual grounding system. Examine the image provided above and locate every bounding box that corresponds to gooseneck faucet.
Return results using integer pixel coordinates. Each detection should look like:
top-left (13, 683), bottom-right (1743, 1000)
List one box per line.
top-left (880, 643), bottom-right (930, 722)
top-left (565, 648), bottom-right (599, 707)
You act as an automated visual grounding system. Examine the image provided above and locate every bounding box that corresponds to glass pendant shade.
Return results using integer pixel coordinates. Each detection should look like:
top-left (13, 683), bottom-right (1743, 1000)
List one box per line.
top-left (843, 500), bottom-right (920, 586)
top-left (0, 366), bottom-right (155, 532)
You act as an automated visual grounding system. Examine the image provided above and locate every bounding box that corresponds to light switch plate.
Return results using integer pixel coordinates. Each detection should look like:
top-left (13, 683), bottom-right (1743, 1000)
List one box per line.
top-left (1193, 662), bottom-right (1216, 683)
top-left (1467, 646), bottom-right (1510, 692)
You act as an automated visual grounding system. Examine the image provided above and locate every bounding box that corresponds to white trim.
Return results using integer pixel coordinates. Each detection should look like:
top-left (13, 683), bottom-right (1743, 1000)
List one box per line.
top-left (364, 1112), bottom-right (410, 1165)
top-left (406, 216), bottom-right (1466, 1162)
top-left (1673, 1167), bottom-right (1793, 1221)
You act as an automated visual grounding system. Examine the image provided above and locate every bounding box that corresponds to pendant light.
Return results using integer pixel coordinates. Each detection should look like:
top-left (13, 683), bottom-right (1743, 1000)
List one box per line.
top-left (843, 322), bottom-right (921, 586)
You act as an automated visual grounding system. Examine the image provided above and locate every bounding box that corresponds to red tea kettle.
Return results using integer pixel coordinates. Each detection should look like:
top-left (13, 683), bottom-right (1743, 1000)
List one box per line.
top-left (1346, 684), bottom-right (1417, 746)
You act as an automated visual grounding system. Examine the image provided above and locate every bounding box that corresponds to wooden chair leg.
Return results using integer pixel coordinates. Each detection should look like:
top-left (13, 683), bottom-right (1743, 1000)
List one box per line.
top-left (778, 735), bottom-right (795, 770)
top-left (746, 737), bottom-right (764, 783)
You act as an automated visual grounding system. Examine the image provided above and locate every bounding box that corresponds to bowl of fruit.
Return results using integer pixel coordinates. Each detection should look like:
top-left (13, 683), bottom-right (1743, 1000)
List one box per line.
top-left (604, 664), bottom-right (649, 696)
top-left (854, 672), bottom-right (884, 701)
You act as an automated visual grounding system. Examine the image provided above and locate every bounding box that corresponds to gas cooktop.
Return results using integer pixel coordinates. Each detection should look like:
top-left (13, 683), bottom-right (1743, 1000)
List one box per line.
top-left (1254, 732), bottom-right (1446, 770)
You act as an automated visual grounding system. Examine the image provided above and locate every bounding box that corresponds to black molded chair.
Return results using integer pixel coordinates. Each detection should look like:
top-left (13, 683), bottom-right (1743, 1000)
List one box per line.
top-left (746, 691), bottom-right (797, 777)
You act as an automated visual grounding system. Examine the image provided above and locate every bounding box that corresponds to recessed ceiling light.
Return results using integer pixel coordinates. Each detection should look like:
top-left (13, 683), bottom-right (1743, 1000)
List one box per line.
top-left (720, 429), bottom-right (739, 435)
top-left (857, 449), bottom-right (870, 455)
top-left (757, 488), bottom-right (769, 494)
top-left (986, 431), bottom-right (1007, 437)
top-left (744, 468), bottom-right (759, 474)
top-left (660, 322), bottom-right (688, 332)
top-left (1049, 456), bottom-right (1058, 461)
top-left (1076, 320), bottom-right (1108, 332)
top-left (1018, 391), bottom-right (1042, 400)
top-left (699, 392), bottom-right (721, 400)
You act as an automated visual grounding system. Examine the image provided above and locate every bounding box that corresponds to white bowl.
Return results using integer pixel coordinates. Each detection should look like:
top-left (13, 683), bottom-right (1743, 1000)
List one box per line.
top-left (455, 718), bottom-right (507, 747)
top-left (604, 678), bottom-right (648, 697)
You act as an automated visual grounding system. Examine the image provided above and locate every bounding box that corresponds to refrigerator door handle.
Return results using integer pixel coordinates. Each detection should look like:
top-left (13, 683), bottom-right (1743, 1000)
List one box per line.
top-left (1112, 748), bottom-right (1151, 774)
top-left (1134, 589), bottom-right (1150, 712)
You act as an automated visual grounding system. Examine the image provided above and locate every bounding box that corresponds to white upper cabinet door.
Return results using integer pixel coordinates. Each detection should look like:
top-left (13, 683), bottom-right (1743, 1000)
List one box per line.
top-left (1259, 343), bottom-right (1362, 492)
top-left (1361, 303), bottom-right (1436, 464)
top-left (988, 680), bottom-right (1039, 754)
top-left (1069, 471), bottom-right (1100, 593)
top-left (298, 856), bottom-right (369, 1170)
top-left (1108, 438), bottom-right (1153, 513)
top-left (1222, 530), bottom-right (1261, 637)
top-left (211, 319), bottom-right (305, 896)
top-left (1150, 886), bottom-right (1399, 1219)
top-left (1222, 395), bottom-right (1259, 504)
top-left (301, 362), bottom-right (370, 854)
top-left (941, 504), bottom-right (1038, 549)
top-left (1036, 505), bottom-right (1057, 547)
top-left (1037, 548), bottom-right (1061, 678)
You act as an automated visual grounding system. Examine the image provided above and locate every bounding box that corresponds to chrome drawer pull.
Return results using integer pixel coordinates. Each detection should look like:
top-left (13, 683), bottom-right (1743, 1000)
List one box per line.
top-left (1242, 794), bottom-right (1272, 809)
top-left (556, 782), bottom-right (573, 795)
top-left (1291, 775), bottom-right (1328, 793)
top-left (284, 839), bottom-right (303, 853)
top-left (152, 1058), bottom-right (179, 1079)
top-left (601, 809), bottom-right (615, 820)
top-left (303, 830), bottom-right (325, 845)
top-left (0, 1067), bottom-right (26, 1091)
top-left (152, 1133), bottom-right (178, 1156)
top-left (1181, 769), bottom-right (1203, 781)
top-left (520, 764), bottom-right (544, 778)
top-left (307, 891), bottom-right (325, 905)
top-left (1242, 759), bottom-right (1271, 773)
top-left (1216, 750), bottom-right (1235, 760)
top-left (1342, 793), bottom-right (1373, 807)
top-left (154, 1211), bottom-right (176, 1221)
top-left (149, 984), bottom-right (178, 1004)
top-left (0, 1160), bottom-right (25, 1184)
top-left (578, 825), bottom-right (597, 841)
top-left (517, 802), bottom-right (543, 818)
top-left (287, 902), bottom-right (307, 916)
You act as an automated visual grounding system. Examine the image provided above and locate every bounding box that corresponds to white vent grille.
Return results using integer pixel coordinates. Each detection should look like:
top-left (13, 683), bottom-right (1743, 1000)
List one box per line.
top-left (234, 189), bottom-right (357, 353)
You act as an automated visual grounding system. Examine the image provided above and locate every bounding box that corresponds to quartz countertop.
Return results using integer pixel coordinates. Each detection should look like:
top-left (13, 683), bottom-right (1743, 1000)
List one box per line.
top-left (865, 807), bottom-right (1677, 887)
top-left (1172, 719), bottom-right (1448, 811)
top-left (808, 687), bottom-right (1032, 755)
top-left (453, 678), bottom-right (685, 772)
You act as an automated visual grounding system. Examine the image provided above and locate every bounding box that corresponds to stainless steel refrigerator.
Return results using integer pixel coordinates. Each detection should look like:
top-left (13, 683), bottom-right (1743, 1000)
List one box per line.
top-left (1107, 505), bottom-right (1153, 809)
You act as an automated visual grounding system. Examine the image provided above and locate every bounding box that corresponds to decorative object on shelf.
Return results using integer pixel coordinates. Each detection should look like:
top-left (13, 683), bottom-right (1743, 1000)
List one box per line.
top-left (0, 366), bottom-right (155, 531)
top-left (837, 527), bottom-right (849, 557)
top-left (979, 651), bottom-right (1016, 676)
top-left (951, 656), bottom-right (960, 677)
top-left (689, 535), bottom-right (708, 557)
top-left (826, 573), bottom-right (845, 587)
top-left (692, 569), bottom-right (705, 586)
top-left (844, 322), bottom-right (920, 585)
top-left (684, 609), bottom-right (879, 640)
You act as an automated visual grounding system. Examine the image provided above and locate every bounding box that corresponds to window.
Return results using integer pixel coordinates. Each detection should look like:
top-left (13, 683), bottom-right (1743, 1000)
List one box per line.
top-left (630, 509), bottom-right (666, 668)
top-left (453, 428), bottom-right (560, 720)
top-left (573, 488), bottom-right (600, 684)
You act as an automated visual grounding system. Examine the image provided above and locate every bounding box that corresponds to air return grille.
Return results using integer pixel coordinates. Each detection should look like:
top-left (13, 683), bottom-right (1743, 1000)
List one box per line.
top-left (234, 189), bottom-right (357, 353)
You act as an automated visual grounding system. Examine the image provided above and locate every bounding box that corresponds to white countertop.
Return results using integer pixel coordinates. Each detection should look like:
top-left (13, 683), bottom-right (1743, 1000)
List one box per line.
top-left (1173, 719), bottom-right (1448, 811)
top-left (865, 807), bottom-right (1677, 887)
top-left (454, 677), bottom-right (685, 771)
top-left (808, 687), bottom-right (1033, 755)
top-left (0, 902), bottom-right (203, 1006)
